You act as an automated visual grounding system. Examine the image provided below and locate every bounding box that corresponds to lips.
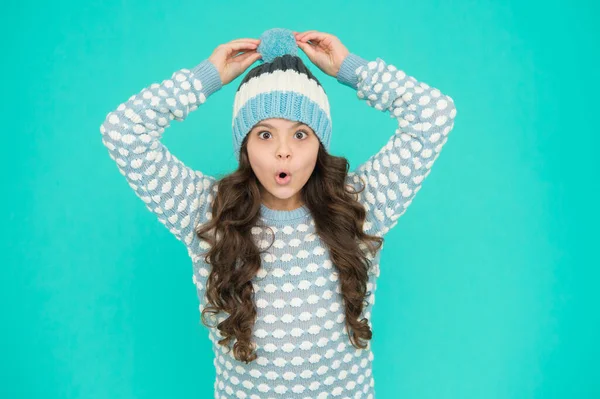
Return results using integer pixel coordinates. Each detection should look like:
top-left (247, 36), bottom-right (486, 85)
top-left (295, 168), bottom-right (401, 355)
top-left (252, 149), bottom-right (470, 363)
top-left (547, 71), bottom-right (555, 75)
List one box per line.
top-left (275, 169), bottom-right (292, 185)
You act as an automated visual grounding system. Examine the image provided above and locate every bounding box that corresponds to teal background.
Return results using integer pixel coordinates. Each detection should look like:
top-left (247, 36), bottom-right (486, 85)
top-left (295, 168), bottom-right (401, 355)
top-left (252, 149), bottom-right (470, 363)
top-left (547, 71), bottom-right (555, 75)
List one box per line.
top-left (2, 0), bottom-right (599, 397)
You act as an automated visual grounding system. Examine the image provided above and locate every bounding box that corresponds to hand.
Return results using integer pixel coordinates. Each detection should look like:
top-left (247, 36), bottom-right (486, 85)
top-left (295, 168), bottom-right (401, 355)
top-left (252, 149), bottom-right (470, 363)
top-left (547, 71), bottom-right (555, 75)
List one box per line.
top-left (208, 38), bottom-right (262, 86)
top-left (293, 30), bottom-right (350, 78)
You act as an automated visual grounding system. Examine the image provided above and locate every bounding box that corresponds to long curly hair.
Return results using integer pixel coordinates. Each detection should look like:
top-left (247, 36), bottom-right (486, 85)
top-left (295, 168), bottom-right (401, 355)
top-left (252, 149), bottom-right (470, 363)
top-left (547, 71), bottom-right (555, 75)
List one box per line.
top-left (195, 133), bottom-right (384, 364)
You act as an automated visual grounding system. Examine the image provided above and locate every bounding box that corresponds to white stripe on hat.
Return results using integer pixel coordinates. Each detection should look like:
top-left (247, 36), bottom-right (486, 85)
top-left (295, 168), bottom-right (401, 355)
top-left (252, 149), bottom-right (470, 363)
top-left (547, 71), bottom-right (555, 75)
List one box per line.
top-left (232, 69), bottom-right (330, 121)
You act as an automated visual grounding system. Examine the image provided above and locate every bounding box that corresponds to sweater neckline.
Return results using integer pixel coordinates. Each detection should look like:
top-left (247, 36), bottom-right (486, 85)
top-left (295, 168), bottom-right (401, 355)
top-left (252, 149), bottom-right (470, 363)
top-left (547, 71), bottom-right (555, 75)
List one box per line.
top-left (259, 202), bottom-right (310, 222)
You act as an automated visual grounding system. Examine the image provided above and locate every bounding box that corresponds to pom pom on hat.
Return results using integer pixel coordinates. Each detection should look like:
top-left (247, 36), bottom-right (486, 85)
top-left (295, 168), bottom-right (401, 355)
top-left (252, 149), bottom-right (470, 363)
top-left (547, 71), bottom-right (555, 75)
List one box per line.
top-left (257, 28), bottom-right (298, 63)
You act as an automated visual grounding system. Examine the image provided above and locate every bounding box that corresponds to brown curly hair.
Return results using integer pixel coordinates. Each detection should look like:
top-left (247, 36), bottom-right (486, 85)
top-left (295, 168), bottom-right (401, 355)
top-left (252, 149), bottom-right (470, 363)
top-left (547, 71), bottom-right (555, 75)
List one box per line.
top-left (195, 133), bottom-right (384, 364)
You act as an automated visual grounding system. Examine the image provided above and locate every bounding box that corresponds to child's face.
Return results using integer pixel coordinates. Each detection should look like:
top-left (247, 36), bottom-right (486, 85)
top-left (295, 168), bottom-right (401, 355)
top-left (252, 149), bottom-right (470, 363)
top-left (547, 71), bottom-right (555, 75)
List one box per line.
top-left (246, 118), bottom-right (320, 210)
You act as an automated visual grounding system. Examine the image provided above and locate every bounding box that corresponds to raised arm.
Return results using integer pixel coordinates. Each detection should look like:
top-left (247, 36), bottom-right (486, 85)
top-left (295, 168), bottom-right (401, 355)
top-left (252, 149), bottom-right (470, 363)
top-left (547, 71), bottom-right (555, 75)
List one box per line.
top-left (99, 59), bottom-right (223, 246)
top-left (337, 53), bottom-right (457, 237)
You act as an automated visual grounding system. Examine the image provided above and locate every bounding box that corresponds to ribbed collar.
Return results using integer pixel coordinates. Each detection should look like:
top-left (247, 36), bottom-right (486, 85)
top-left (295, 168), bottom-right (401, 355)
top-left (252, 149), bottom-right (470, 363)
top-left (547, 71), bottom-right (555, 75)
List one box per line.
top-left (259, 202), bottom-right (311, 223)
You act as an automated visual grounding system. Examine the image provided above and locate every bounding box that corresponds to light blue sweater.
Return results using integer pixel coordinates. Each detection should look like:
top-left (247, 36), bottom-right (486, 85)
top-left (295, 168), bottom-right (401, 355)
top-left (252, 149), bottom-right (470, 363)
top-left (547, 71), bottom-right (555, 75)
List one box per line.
top-left (100, 53), bottom-right (456, 398)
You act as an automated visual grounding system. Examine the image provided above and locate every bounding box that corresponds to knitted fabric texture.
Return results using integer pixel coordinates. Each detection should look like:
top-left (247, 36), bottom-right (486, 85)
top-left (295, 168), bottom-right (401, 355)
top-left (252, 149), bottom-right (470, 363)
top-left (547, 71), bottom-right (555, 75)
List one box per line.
top-left (232, 28), bottom-right (332, 160)
top-left (100, 52), bottom-right (457, 398)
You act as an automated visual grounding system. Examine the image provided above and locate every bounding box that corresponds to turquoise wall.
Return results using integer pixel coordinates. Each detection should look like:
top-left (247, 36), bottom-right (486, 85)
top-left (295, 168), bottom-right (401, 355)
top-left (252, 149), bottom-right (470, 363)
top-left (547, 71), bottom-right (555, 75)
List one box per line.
top-left (3, 0), bottom-right (598, 397)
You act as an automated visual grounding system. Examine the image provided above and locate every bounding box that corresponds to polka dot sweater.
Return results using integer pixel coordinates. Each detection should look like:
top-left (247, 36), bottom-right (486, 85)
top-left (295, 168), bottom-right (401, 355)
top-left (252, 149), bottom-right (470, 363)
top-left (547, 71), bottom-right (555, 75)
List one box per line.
top-left (100, 53), bottom-right (457, 399)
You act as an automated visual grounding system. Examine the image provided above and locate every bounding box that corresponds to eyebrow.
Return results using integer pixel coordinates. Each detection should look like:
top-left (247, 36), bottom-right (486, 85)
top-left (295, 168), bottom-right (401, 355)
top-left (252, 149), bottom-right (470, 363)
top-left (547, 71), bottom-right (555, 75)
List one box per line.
top-left (252, 121), bottom-right (307, 130)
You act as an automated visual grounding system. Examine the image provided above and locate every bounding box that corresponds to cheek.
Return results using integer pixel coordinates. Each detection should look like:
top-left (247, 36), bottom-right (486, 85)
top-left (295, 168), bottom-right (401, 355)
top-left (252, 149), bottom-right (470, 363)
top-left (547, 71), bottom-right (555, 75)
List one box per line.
top-left (247, 148), bottom-right (270, 178)
top-left (296, 150), bottom-right (319, 178)
top-left (303, 143), bottom-right (319, 166)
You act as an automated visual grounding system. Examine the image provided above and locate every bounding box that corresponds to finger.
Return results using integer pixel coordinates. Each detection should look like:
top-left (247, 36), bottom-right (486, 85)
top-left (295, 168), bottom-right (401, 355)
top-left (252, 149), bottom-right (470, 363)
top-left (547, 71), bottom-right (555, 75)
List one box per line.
top-left (227, 41), bottom-right (260, 51)
top-left (296, 40), bottom-right (316, 58)
top-left (233, 49), bottom-right (258, 61)
top-left (233, 52), bottom-right (262, 74)
top-left (224, 40), bottom-right (260, 53)
top-left (229, 38), bottom-right (261, 44)
top-left (231, 46), bottom-right (258, 56)
top-left (293, 31), bottom-right (308, 42)
top-left (299, 31), bottom-right (326, 44)
top-left (297, 30), bottom-right (320, 42)
top-left (297, 30), bottom-right (317, 40)
top-left (225, 42), bottom-right (259, 55)
top-left (242, 52), bottom-right (263, 68)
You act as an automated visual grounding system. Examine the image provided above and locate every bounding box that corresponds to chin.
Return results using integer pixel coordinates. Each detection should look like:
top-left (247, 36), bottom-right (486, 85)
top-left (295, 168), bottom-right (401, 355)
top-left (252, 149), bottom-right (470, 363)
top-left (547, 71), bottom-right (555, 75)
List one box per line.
top-left (269, 187), bottom-right (298, 198)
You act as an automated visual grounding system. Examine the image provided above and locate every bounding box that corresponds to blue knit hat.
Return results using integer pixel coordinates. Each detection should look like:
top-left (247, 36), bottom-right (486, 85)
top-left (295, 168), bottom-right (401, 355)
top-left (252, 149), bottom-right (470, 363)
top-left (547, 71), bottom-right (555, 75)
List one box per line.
top-left (232, 28), bottom-right (332, 160)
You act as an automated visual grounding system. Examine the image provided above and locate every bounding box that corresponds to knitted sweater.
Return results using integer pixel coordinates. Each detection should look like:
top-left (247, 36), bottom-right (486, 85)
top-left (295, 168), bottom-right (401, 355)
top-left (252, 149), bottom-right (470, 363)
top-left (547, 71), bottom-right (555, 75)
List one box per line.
top-left (100, 52), bottom-right (456, 399)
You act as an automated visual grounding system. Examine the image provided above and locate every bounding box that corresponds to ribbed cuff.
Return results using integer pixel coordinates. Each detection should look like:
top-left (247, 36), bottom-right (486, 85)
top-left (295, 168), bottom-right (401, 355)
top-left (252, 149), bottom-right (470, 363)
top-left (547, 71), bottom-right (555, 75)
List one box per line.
top-left (190, 59), bottom-right (223, 98)
top-left (336, 53), bottom-right (369, 90)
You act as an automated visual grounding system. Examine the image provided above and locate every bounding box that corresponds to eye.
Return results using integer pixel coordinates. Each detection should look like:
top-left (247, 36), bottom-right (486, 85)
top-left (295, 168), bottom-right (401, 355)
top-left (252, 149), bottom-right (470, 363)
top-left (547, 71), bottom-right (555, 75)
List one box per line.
top-left (295, 130), bottom-right (309, 139)
top-left (257, 130), bottom-right (310, 140)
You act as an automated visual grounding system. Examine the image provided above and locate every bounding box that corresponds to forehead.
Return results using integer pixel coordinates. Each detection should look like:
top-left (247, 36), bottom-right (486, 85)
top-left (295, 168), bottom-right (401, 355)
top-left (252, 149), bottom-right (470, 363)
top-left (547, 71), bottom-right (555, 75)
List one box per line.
top-left (252, 118), bottom-right (309, 130)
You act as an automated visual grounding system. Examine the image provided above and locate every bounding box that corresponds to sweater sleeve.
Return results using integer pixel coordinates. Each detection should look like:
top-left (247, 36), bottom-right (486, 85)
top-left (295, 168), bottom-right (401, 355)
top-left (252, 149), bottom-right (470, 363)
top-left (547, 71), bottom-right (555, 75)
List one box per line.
top-left (337, 53), bottom-right (457, 237)
top-left (99, 59), bottom-right (223, 247)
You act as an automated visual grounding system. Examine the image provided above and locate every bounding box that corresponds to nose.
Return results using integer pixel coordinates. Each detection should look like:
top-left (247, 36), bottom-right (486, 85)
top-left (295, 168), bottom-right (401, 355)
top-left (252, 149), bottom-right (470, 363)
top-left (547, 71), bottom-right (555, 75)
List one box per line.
top-left (276, 143), bottom-right (291, 159)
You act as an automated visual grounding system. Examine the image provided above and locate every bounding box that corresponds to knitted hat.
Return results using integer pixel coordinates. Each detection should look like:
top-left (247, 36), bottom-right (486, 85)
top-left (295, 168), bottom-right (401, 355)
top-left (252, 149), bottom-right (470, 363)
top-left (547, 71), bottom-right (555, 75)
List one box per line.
top-left (231, 28), bottom-right (332, 160)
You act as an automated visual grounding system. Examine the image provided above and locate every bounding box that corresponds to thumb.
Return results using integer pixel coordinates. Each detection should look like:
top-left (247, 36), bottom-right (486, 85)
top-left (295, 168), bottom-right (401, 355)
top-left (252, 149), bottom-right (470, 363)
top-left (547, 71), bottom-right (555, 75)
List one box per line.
top-left (238, 51), bottom-right (262, 70)
top-left (297, 40), bottom-right (316, 59)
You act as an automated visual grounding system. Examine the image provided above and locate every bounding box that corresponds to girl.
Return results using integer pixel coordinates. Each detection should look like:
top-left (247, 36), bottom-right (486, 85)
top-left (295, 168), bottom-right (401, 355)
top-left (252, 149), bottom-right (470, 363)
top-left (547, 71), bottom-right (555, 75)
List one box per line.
top-left (100, 28), bottom-right (456, 399)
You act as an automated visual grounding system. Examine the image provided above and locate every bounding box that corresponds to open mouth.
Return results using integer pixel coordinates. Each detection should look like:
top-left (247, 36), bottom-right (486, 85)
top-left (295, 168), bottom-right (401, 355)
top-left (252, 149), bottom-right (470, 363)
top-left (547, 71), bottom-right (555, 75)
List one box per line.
top-left (275, 171), bottom-right (291, 185)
